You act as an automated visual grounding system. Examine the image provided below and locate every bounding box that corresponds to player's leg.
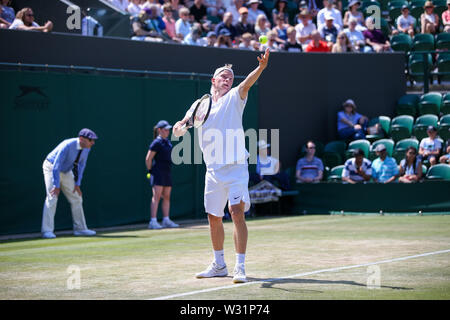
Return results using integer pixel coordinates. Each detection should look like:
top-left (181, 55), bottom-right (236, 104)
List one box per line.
top-left (229, 201), bottom-right (248, 283)
top-left (149, 185), bottom-right (163, 229)
top-left (161, 187), bottom-right (179, 228)
top-left (41, 160), bottom-right (59, 238)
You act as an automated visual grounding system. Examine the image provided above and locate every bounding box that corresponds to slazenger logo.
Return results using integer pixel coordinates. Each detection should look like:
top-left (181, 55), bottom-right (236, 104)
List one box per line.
top-left (14, 86), bottom-right (49, 110)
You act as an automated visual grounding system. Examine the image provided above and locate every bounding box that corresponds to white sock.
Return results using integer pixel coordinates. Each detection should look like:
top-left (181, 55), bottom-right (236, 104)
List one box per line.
top-left (151, 218), bottom-right (157, 223)
top-left (163, 217), bottom-right (170, 222)
top-left (236, 253), bottom-right (245, 265)
top-left (214, 250), bottom-right (225, 267)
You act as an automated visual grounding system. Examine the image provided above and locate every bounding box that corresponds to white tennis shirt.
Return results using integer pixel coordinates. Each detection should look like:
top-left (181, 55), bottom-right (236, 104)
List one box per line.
top-left (191, 87), bottom-right (249, 171)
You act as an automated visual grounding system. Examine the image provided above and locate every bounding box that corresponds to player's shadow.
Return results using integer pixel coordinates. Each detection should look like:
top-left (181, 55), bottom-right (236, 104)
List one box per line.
top-left (248, 277), bottom-right (412, 292)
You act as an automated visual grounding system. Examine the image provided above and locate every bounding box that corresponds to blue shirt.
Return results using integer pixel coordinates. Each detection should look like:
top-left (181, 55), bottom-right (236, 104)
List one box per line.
top-left (149, 136), bottom-right (172, 174)
top-left (337, 111), bottom-right (362, 131)
top-left (372, 156), bottom-right (399, 183)
top-left (296, 156), bottom-right (324, 179)
top-left (342, 157), bottom-right (372, 182)
top-left (46, 138), bottom-right (90, 188)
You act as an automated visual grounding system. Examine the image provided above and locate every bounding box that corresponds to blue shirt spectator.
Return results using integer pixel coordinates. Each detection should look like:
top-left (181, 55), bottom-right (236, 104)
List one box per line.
top-left (371, 144), bottom-right (399, 183)
top-left (342, 149), bottom-right (372, 183)
top-left (46, 138), bottom-right (91, 188)
top-left (296, 141), bottom-right (324, 183)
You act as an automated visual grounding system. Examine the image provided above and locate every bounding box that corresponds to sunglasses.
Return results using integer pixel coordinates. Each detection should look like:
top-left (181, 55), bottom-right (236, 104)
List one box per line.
top-left (26, 13), bottom-right (34, 17)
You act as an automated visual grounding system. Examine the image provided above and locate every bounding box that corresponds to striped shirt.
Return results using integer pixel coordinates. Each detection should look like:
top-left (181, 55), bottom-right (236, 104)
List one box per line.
top-left (296, 156), bottom-right (324, 179)
top-left (342, 158), bottom-right (372, 182)
top-left (371, 156), bottom-right (399, 183)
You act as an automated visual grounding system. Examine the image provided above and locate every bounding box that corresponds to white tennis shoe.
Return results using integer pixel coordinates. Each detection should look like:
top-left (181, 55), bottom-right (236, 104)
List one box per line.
top-left (233, 263), bottom-right (247, 283)
top-left (162, 219), bottom-right (179, 228)
top-left (148, 220), bottom-right (163, 229)
top-left (42, 231), bottom-right (56, 239)
top-left (196, 262), bottom-right (228, 278)
top-left (73, 229), bottom-right (96, 236)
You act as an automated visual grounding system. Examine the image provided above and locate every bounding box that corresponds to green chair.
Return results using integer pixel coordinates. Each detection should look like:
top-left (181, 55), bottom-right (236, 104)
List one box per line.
top-left (437, 53), bottom-right (450, 83)
top-left (390, 33), bottom-right (413, 52)
top-left (388, 0), bottom-right (409, 21)
top-left (396, 94), bottom-right (420, 116)
top-left (442, 92), bottom-right (450, 115)
top-left (410, 0), bottom-right (425, 19)
top-left (435, 33), bottom-right (450, 51)
top-left (412, 33), bottom-right (435, 51)
top-left (366, 116), bottom-right (391, 142)
top-left (362, 0), bottom-right (381, 16)
top-left (426, 164), bottom-right (450, 180)
top-left (322, 140), bottom-right (347, 169)
top-left (369, 139), bottom-right (395, 160)
top-left (327, 165), bottom-right (345, 182)
top-left (345, 139), bottom-right (371, 159)
top-left (392, 138), bottom-right (419, 162)
top-left (418, 92), bottom-right (442, 116)
top-left (438, 114), bottom-right (450, 141)
top-left (413, 114), bottom-right (439, 140)
top-left (433, 0), bottom-right (447, 15)
top-left (390, 115), bottom-right (414, 142)
top-left (408, 52), bottom-right (433, 83)
top-left (422, 164), bottom-right (428, 175)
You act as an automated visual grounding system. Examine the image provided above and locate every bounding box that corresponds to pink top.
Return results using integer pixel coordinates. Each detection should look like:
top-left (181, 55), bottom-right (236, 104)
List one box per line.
top-left (443, 10), bottom-right (450, 25)
top-left (163, 17), bottom-right (176, 38)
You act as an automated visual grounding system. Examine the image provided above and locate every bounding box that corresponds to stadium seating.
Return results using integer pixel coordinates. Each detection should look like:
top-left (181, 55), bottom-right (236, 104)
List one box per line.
top-left (369, 138), bottom-right (395, 160)
top-left (408, 52), bottom-right (433, 83)
top-left (438, 114), bottom-right (450, 141)
top-left (417, 92), bottom-right (442, 115)
top-left (366, 116), bottom-right (391, 142)
top-left (426, 163), bottom-right (450, 180)
top-left (442, 92), bottom-right (450, 115)
top-left (396, 94), bottom-right (420, 116)
top-left (390, 115), bottom-right (414, 142)
top-left (433, 0), bottom-right (447, 15)
top-left (345, 139), bottom-right (371, 159)
top-left (412, 33), bottom-right (435, 51)
top-left (322, 140), bottom-right (347, 169)
top-left (392, 137), bottom-right (419, 162)
top-left (391, 33), bottom-right (413, 52)
top-left (413, 114), bottom-right (439, 140)
top-left (435, 33), bottom-right (450, 51)
top-left (410, 0), bottom-right (426, 19)
top-left (362, 0), bottom-right (381, 15)
top-left (327, 165), bottom-right (345, 182)
top-left (388, 0), bottom-right (409, 21)
top-left (437, 53), bottom-right (450, 83)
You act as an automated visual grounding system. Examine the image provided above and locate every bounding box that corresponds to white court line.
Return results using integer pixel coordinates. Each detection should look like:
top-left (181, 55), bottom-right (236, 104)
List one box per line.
top-left (151, 249), bottom-right (450, 300)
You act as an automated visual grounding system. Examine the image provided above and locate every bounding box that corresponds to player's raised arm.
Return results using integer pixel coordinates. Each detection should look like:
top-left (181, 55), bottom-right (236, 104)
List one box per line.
top-left (238, 48), bottom-right (270, 100)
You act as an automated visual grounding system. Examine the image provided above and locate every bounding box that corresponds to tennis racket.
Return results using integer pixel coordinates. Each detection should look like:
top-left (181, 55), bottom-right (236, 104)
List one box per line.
top-left (181, 94), bottom-right (212, 130)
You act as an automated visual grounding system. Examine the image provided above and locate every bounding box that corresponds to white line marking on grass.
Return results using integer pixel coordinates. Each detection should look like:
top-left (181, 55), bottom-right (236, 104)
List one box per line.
top-left (151, 248), bottom-right (450, 300)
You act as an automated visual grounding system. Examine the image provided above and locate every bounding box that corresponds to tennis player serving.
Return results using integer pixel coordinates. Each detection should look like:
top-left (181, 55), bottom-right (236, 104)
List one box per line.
top-left (173, 48), bottom-right (270, 283)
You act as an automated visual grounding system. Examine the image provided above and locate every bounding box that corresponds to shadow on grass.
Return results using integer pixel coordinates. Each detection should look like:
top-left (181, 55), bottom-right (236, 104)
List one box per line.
top-left (248, 277), bottom-right (412, 292)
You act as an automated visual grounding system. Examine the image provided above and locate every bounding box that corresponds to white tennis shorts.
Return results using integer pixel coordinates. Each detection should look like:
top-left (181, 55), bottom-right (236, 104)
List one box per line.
top-left (204, 163), bottom-right (250, 217)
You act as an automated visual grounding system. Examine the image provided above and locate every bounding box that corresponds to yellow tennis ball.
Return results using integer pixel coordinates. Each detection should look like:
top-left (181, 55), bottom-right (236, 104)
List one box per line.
top-left (259, 35), bottom-right (268, 44)
top-left (146, 173), bottom-right (151, 179)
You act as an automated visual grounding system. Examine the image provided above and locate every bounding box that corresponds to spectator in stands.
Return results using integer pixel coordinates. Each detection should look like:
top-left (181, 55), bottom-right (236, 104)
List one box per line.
top-left (131, 8), bottom-right (164, 42)
top-left (170, 0), bottom-right (185, 20)
top-left (175, 7), bottom-right (192, 40)
top-left (9, 7), bottom-right (53, 32)
top-left (363, 16), bottom-right (392, 52)
top-left (394, 5), bottom-right (416, 38)
top-left (128, 0), bottom-right (143, 16)
top-left (142, 0), bottom-right (161, 11)
top-left (0, 0), bottom-right (14, 26)
top-left (420, 1), bottom-right (439, 34)
top-left (419, 126), bottom-right (442, 166)
top-left (228, 0), bottom-right (245, 24)
top-left (343, 0), bottom-right (365, 31)
top-left (332, 31), bottom-right (354, 52)
top-left (260, 30), bottom-right (280, 51)
top-left (295, 9), bottom-right (317, 51)
top-left (272, 13), bottom-right (289, 46)
top-left (344, 17), bottom-right (366, 52)
top-left (247, 0), bottom-right (267, 25)
top-left (283, 26), bottom-right (303, 52)
top-left (300, 0), bottom-right (322, 20)
top-left (147, 5), bottom-right (171, 40)
top-left (371, 144), bottom-right (399, 183)
top-left (398, 146), bottom-right (423, 183)
top-left (238, 32), bottom-right (254, 49)
top-left (443, 0), bottom-right (450, 32)
top-left (251, 38), bottom-right (261, 50)
top-left (305, 30), bottom-right (331, 52)
top-left (439, 140), bottom-right (450, 164)
top-left (215, 28), bottom-right (233, 47)
top-left (163, 3), bottom-right (183, 42)
top-left (0, 6), bottom-right (10, 28)
top-left (317, 0), bottom-right (343, 31)
top-left (190, 0), bottom-right (211, 32)
top-left (109, 0), bottom-right (130, 12)
top-left (296, 140), bottom-right (324, 183)
top-left (272, 0), bottom-right (289, 24)
top-left (319, 12), bottom-right (340, 45)
top-left (251, 140), bottom-right (291, 190)
top-left (337, 98), bottom-right (368, 141)
top-left (184, 22), bottom-right (205, 45)
top-left (205, 0), bottom-right (225, 18)
top-left (235, 6), bottom-right (255, 39)
top-left (342, 148), bottom-right (372, 183)
top-left (203, 30), bottom-right (217, 46)
top-left (215, 11), bottom-right (238, 41)
top-left (255, 13), bottom-right (271, 37)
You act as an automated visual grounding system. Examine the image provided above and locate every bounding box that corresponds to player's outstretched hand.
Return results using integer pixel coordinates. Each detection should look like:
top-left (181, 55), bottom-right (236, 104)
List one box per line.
top-left (257, 48), bottom-right (270, 70)
top-left (173, 120), bottom-right (187, 138)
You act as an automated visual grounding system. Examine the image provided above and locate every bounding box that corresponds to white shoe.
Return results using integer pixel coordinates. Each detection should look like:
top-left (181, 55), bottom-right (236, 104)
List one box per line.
top-left (162, 219), bottom-right (179, 228)
top-left (42, 231), bottom-right (56, 239)
top-left (148, 220), bottom-right (162, 229)
top-left (233, 263), bottom-right (247, 283)
top-left (73, 229), bottom-right (96, 236)
top-left (196, 262), bottom-right (228, 278)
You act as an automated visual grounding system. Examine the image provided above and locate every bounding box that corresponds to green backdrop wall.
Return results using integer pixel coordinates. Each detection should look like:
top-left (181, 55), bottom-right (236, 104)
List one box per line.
top-left (0, 70), bottom-right (259, 235)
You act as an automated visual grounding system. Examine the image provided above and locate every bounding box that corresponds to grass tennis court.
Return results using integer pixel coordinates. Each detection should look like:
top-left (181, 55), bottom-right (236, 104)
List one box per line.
top-left (1, 215), bottom-right (449, 300)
